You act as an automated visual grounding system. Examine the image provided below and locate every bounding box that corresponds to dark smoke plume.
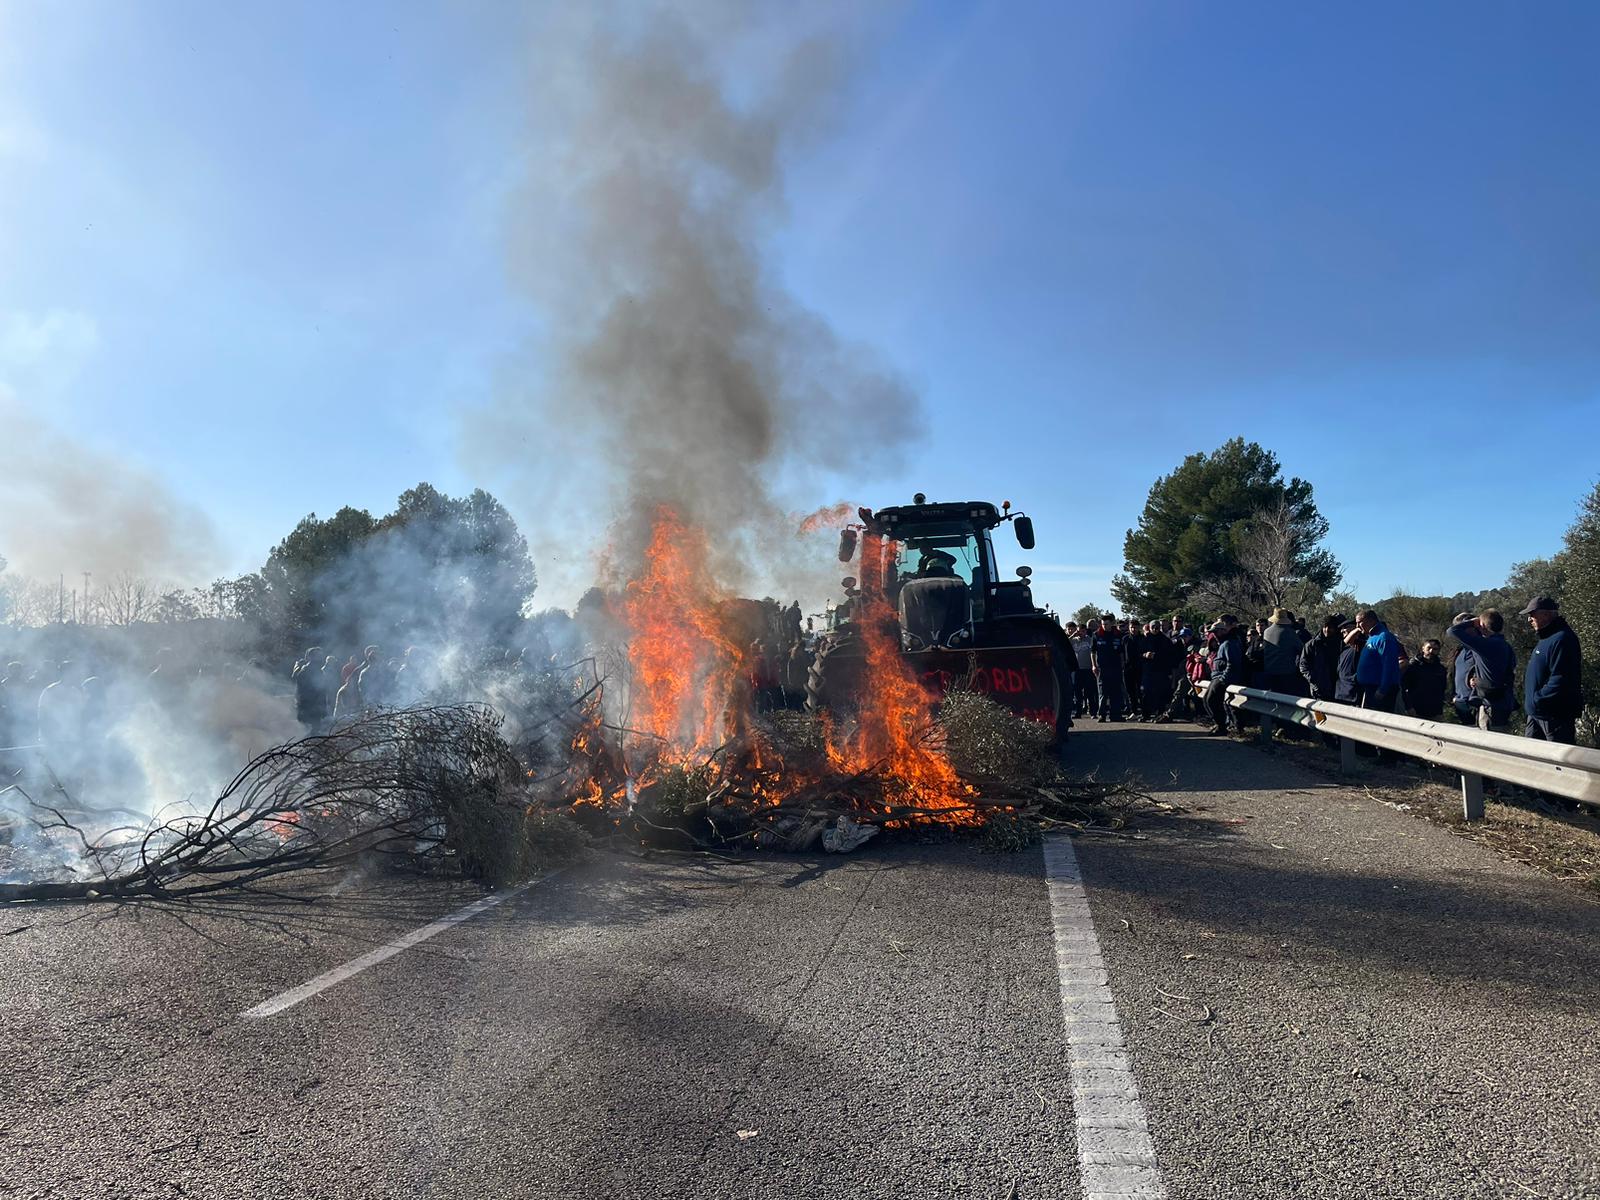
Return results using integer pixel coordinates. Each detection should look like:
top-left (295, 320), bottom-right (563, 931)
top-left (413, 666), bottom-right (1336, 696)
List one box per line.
top-left (466, 2), bottom-right (919, 604)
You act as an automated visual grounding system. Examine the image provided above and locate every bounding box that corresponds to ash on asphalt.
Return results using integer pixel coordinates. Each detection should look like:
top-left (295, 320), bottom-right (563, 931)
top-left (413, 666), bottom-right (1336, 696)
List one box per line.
top-left (0, 844), bottom-right (1088, 1199)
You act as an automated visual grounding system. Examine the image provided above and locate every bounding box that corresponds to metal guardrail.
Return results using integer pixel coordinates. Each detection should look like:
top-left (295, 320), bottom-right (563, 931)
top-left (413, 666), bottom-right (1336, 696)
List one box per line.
top-left (1211, 684), bottom-right (1600, 819)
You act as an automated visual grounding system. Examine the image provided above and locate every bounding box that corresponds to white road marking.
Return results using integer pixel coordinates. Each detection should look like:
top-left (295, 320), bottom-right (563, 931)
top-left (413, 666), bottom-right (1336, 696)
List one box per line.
top-left (240, 876), bottom-right (555, 1020)
top-left (1043, 837), bottom-right (1167, 1200)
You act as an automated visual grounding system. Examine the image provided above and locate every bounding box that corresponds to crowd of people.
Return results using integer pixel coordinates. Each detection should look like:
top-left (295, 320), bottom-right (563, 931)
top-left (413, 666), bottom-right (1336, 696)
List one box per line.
top-left (0, 652), bottom-right (266, 754)
top-left (289, 644), bottom-right (436, 728)
top-left (1064, 594), bottom-right (1586, 747)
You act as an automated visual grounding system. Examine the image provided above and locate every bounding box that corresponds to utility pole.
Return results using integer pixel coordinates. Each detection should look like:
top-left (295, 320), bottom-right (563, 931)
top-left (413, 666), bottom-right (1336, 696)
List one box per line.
top-left (58, 574), bottom-right (64, 624)
top-left (82, 572), bottom-right (92, 625)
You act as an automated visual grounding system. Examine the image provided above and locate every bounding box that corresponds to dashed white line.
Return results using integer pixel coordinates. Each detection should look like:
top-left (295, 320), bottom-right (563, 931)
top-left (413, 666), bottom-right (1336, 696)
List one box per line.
top-left (240, 875), bottom-right (556, 1020)
top-left (1043, 837), bottom-right (1167, 1200)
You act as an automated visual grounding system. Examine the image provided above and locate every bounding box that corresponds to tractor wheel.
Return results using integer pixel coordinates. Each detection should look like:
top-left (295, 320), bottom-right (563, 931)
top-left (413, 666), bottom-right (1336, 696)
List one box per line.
top-left (805, 630), bottom-right (862, 716)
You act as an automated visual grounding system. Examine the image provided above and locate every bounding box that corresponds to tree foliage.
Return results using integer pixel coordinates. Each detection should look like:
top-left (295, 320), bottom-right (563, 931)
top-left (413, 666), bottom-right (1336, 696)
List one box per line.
top-left (1113, 439), bottom-right (1340, 616)
top-left (1070, 603), bottom-right (1103, 627)
top-left (1559, 481), bottom-right (1600, 709)
top-left (256, 484), bottom-right (535, 656)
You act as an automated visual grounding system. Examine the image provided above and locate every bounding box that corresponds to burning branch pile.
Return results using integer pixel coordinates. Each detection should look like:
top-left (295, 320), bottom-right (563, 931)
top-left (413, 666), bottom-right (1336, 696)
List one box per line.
top-left (0, 704), bottom-right (586, 902)
top-left (1, 503), bottom-right (1161, 904)
top-left (540, 508), bottom-right (1162, 853)
top-left (549, 688), bottom-right (1160, 853)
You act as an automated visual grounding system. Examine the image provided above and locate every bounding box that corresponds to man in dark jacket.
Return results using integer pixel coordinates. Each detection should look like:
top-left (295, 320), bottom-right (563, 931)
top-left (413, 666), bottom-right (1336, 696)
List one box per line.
top-left (1335, 622), bottom-right (1363, 703)
top-left (1243, 619), bottom-right (1266, 687)
top-left (1402, 639), bottom-right (1447, 720)
top-left (1138, 627), bottom-right (1175, 720)
top-left (1122, 623), bottom-right (1145, 716)
top-left (1447, 610), bottom-right (1518, 731)
top-left (1260, 608), bottom-right (1303, 695)
top-left (1091, 617), bottom-right (1127, 723)
top-left (1520, 596), bottom-right (1584, 744)
top-left (1299, 614), bottom-right (1346, 701)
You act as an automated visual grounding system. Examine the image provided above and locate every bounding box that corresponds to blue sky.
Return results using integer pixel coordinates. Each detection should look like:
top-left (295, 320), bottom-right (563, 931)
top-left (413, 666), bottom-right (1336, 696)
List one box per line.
top-left (1, 1), bottom-right (1596, 615)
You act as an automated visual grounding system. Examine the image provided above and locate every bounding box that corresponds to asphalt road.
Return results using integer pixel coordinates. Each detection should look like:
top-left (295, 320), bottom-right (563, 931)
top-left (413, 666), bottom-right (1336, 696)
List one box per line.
top-left (2, 717), bottom-right (1596, 1199)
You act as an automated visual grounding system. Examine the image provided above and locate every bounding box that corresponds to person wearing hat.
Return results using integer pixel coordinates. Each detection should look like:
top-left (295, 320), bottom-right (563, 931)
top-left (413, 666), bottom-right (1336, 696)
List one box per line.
top-left (1260, 608), bottom-right (1304, 697)
top-left (1519, 596), bottom-right (1583, 744)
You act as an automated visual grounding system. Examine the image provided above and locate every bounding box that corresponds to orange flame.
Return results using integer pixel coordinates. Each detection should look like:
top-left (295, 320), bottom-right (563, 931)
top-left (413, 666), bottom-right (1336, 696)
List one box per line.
top-left (825, 586), bottom-right (977, 821)
top-left (796, 501), bottom-right (857, 536)
top-left (622, 506), bottom-right (746, 752)
top-left (565, 505), bottom-right (978, 825)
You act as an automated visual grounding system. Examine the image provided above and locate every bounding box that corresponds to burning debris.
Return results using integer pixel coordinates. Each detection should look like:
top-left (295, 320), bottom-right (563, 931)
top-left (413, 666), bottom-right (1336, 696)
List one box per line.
top-left (0, 500), bottom-right (1155, 905)
top-left (530, 506), bottom-right (1154, 854)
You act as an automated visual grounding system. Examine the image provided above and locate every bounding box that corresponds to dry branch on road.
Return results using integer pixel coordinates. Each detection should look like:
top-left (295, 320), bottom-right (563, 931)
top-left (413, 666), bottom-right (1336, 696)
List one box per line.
top-left (1, 704), bottom-right (587, 903)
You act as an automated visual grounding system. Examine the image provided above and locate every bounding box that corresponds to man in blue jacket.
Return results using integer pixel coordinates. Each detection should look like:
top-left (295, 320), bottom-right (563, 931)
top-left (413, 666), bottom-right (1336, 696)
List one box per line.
top-left (1349, 610), bottom-right (1403, 762)
top-left (1351, 610), bottom-right (1402, 711)
top-left (1520, 596), bottom-right (1584, 745)
top-left (1447, 610), bottom-right (1518, 731)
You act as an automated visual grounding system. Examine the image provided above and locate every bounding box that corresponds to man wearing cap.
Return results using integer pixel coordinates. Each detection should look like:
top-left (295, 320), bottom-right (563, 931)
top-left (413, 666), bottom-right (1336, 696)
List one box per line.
top-left (1519, 596), bottom-right (1583, 744)
top-left (1447, 610), bottom-right (1518, 732)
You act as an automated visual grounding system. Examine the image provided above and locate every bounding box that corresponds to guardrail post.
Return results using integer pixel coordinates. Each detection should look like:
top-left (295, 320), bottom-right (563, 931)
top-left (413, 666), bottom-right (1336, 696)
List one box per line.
top-left (1258, 712), bottom-right (1273, 745)
top-left (1339, 735), bottom-right (1357, 774)
top-left (1461, 772), bottom-right (1485, 822)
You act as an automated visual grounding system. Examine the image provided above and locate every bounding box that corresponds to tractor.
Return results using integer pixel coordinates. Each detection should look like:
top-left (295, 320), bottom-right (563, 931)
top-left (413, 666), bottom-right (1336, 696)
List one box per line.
top-left (806, 494), bottom-right (1075, 739)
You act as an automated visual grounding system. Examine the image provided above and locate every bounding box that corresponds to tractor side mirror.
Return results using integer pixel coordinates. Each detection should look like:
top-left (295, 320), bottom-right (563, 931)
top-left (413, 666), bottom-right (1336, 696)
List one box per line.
top-left (1016, 566), bottom-right (1032, 580)
top-left (841, 576), bottom-right (857, 592)
top-left (838, 528), bottom-right (858, 563)
top-left (1014, 515), bottom-right (1035, 550)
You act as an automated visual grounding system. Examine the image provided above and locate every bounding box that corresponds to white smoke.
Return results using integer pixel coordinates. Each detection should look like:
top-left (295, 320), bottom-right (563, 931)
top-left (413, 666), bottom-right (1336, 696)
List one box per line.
top-left (465, 1), bottom-right (919, 605)
top-left (0, 392), bottom-right (221, 585)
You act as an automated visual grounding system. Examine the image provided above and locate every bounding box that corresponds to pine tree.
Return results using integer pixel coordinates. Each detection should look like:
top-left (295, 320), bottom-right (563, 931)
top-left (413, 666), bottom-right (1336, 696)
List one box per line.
top-left (1559, 480), bottom-right (1600, 709)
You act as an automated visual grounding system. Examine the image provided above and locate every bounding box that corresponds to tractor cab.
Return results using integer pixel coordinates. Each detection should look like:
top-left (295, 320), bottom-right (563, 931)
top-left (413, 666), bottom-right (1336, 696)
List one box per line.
top-left (841, 496), bottom-right (1039, 650)
top-left (815, 493), bottom-right (1070, 740)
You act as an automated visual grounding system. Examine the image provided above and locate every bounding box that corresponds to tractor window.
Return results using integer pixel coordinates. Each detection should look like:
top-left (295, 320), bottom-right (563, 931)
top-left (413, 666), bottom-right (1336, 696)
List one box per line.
top-left (893, 534), bottom-right (980, 586)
